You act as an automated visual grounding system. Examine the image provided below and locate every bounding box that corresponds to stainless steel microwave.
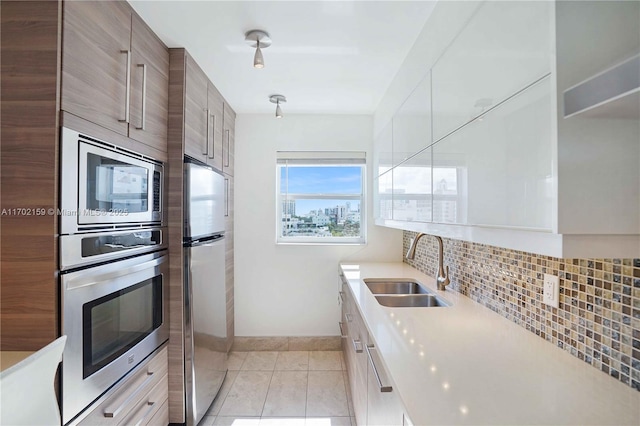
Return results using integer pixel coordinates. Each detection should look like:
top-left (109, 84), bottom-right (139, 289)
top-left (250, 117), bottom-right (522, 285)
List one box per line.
top-left (60, 127), bottom-right (163, 234)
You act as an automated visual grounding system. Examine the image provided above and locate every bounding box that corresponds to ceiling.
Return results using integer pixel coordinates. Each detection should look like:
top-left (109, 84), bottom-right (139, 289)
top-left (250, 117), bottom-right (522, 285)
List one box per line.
top-left (128, 1), bottom-right (436, 115)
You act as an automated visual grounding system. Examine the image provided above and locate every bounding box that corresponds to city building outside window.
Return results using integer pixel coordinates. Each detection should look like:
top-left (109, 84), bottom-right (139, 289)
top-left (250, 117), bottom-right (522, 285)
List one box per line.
top-left (276, 151), bottom-right (366, 244)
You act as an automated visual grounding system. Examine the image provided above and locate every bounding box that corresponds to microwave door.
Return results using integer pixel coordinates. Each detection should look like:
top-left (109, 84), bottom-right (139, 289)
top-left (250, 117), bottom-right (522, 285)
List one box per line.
top-left (184, 162), bottom-right (225, 240)
top-left (77, 142), bottom-right (156, 225)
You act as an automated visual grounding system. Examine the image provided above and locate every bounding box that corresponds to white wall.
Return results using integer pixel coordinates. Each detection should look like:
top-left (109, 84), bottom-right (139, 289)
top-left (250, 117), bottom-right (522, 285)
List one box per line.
top-left (234, 114), bottom-right (402, 336)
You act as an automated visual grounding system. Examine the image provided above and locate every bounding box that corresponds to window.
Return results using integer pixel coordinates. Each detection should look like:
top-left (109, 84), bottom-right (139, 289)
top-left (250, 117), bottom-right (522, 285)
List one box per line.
top-left (277, 151), bottom-right (366, 244)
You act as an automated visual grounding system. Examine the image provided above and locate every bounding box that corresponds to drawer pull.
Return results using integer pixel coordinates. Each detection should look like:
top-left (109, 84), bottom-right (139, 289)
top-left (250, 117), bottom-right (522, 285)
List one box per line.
top-left (339, 291), bottom-right (345, 302)
top-left (339, 321), bottom-right (347, 338)
top-left (103, 371), bottom-right (155, 418)
top-left (366, 345), bottom-right (392, 392)
top-left (352, 338), bottom-right (363, 354)
top-left (345, 313), bottom-right (353, 323)
top-left (133, 401), bottom-right (156, 426)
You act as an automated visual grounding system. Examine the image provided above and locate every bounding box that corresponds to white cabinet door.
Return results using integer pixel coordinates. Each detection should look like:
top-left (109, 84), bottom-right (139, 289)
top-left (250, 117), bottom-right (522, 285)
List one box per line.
top-left (374, 122), bottom-right (393, 177)
top-left (432, 76), bottom-right (553, 230)
top-left (374, 171), bottom-right (393, 221)
top-left (392, 73), bottom-right (432, 166)
top-left (432, 1), bottom-right (552, 142)
top-left (392, 147), bottom-right (432, 223)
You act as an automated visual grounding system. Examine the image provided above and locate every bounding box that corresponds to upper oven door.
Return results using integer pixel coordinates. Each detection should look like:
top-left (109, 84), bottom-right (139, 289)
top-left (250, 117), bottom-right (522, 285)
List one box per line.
top-left (61, 127), bottom-right (162, 234)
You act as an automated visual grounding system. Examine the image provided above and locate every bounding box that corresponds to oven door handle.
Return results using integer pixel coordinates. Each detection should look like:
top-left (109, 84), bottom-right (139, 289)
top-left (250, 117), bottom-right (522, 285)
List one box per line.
top-left (64, 253), bottom-right (167, 291)
top-left (103, 371), bottom-right (155, 418)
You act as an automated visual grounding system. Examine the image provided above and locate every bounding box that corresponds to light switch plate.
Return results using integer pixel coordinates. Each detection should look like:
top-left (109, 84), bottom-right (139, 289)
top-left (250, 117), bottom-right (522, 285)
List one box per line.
top-left (543, 273), bottom-right (559, 308)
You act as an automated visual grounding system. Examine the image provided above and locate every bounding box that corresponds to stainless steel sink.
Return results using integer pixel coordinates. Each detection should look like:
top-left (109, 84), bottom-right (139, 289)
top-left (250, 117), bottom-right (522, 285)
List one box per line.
top-left (375, 294), bottom-right (450, 308)
top-left (364, 279), bottom-right (431, 295)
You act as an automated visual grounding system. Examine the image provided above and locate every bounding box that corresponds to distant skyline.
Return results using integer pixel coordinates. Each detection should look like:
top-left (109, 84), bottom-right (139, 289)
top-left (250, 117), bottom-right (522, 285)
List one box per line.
top-left (280, 165), bottom-right (362, 215)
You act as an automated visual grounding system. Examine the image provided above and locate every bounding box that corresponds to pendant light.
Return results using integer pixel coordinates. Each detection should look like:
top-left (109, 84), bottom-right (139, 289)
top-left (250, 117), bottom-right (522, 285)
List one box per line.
top-left (245, 30), bottom-right (271, 69)
top-left (269, 95), bottom-right (286, 119)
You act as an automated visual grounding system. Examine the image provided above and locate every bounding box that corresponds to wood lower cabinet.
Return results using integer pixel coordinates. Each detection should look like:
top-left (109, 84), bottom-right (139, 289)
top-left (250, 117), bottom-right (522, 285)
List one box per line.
top-left (76, 345), bottom-right (168, 426)
top-left (340, 274), bottom-right (407, 426)
top-left (61, 0), bottom-right (168, 153)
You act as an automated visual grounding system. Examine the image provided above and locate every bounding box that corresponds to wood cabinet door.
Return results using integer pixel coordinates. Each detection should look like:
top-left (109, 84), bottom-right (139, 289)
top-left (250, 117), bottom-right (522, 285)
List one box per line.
top-left (129, 13), bottom-right (169, 152)
top-left (206, 83), bottom-right (224, 171)
top-left (62, 0), bottom-right (131, 136)
top-left (366, 345), bottom-right (403, 426)
top-left (222, 102), bottom-right (236, 176)
top-left (184, 55), bottom-right (208, 161)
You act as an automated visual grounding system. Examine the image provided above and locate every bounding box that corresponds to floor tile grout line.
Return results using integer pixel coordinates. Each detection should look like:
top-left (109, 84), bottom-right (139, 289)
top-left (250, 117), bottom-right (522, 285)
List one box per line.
top-left (259, 355), bottom-right (277, 418)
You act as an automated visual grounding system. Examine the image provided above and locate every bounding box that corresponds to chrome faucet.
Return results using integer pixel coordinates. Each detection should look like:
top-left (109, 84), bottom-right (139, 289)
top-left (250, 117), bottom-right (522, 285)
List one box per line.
top-left (405, 233), bottom-right (451, 291)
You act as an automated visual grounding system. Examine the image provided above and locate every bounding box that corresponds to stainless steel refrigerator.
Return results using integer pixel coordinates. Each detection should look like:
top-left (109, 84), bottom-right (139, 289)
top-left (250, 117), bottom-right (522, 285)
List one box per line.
top-left (183, 159), bottom-right (228, 426)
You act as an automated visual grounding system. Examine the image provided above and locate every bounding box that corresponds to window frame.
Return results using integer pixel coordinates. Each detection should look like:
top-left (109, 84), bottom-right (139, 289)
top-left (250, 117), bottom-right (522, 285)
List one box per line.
top-left (276, 152), bottom-right (367, 245)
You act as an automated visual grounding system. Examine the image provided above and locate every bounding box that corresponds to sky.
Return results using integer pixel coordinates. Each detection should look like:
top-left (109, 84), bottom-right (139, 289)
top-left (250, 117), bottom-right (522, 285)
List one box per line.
top-left (280, 166), bottom-right (362, 215)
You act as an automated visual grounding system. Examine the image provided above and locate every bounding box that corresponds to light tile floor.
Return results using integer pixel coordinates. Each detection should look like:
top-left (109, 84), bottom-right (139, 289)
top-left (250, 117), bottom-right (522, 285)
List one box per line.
top-left (201, 351), bottom-right (355, 426)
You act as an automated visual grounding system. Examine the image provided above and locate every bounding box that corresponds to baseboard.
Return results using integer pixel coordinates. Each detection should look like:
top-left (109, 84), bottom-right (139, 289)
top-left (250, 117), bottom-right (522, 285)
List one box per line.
top-left (231, 336), bottom-right (341, 351)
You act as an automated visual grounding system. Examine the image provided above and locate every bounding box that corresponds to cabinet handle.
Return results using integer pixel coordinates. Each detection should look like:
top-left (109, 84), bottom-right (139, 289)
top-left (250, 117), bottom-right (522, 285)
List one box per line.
top-left (203, 108), bottom-right (210, 156)
top-left (366, 345), bottom-right (393, 392)
top-left (135, 64), bottom-right (147, 130)
top-left (224, 129), bottom-right (230, 167)
top-left (103, 371), bottom-right (155, 418)
top-left (119, 50), bottom-right (131, 124)
top-left (132, 401), bottom-right (156, 426)
top-left (352, 338), bottom-right (363, 353)
top-left (339, 291), bottom-right (345, 303)
top-left (339, 321), bottom-right (347, 338)
top-left (224, 178), bottom-right (229, 217)
top-left (208, 114), bottom-right (216, 159)
top-left (345, 313), bottom-right (353, 323)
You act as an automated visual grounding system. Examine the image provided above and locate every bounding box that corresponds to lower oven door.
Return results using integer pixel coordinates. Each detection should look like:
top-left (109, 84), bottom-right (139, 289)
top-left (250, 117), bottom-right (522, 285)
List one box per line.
top-left (60, 251), bottom-right (168, 425)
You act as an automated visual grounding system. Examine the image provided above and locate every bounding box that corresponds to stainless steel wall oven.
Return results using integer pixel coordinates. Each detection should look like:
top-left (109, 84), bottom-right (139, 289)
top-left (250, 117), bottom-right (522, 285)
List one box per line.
top-left (60, 251), bottom-right (168, 425)
top-left (59, 127), bottom-right (168, 425)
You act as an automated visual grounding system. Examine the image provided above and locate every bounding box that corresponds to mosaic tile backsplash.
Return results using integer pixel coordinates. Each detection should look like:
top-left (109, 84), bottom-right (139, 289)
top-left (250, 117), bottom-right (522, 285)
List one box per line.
top-left (402, 231), bottom-right (640, 391)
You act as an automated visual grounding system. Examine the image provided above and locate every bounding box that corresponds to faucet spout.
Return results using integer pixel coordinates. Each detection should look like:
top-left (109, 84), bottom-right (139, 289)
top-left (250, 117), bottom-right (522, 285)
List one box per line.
top-left (405, 233), bottom-right (451, 291)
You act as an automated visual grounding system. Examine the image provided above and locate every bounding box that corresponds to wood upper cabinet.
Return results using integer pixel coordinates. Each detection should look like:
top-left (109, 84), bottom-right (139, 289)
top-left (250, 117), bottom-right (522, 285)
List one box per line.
top-left (207, 82), bottom-right (224, 171)
top-left (62, 0), bottom-right (131, 137)
top-left (184, 54), bottom-right (209, 161)
top-left (183, 53), bottom-right (229, 172)
top-left (61, 1), bottom-right (168, 153)
top-left (128, 13), bottom-right (169, 150)
top-left (222, 102), bottom-right (236, 176)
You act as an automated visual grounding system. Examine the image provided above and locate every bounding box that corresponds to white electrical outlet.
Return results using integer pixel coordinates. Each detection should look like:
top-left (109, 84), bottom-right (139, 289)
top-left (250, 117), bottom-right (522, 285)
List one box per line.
top-left (543, 273), bottom-right (559, 308)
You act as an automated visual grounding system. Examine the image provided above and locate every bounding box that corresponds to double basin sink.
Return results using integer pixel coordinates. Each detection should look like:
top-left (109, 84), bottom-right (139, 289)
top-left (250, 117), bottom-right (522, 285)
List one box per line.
top-left (364, 279), bottom-right (450, 308)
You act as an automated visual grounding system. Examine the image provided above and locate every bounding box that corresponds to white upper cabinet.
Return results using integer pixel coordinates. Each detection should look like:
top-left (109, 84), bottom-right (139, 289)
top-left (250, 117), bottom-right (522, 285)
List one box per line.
top-left (373, 122), bottom-right (393, 177)
top-left (374, 171), bottom-right (393, 221)
top-left (393, 147), bottom-right (432, 223)
top-left (392, 73), bottom-right (432, 167)
top-left (432, 76), bottom-right (553, 230)
top-left (431, 1), bottom-right (552, 142)
top-left (372, 0), bottom-right (640, 258)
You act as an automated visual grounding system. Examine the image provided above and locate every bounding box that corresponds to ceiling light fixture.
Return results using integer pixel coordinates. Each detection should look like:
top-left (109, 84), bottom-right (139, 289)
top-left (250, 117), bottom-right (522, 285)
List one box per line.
top-left (269, 94), bottom-right (286, 119)
top-left (245, 30), bottom-right (271, 69)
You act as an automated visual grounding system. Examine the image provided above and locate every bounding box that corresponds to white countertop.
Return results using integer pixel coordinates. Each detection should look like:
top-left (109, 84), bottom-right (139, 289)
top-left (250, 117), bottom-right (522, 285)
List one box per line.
top-left (340, 262), bottom-right (640, 425)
